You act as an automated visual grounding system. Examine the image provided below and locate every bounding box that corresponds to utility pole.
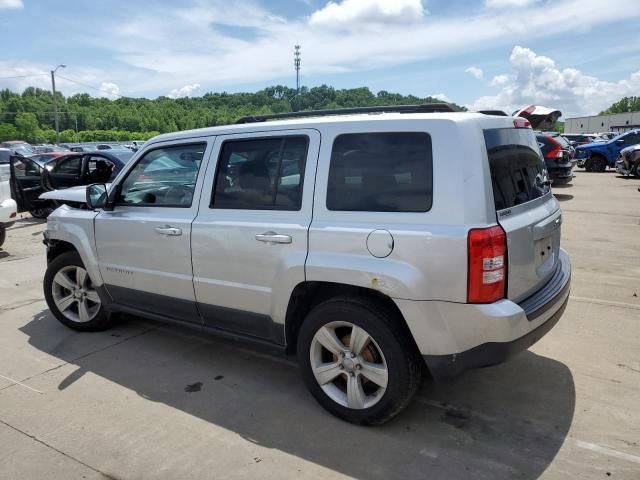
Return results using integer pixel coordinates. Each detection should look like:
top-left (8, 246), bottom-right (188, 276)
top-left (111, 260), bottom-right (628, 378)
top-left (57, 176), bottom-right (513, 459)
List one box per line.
top-left (51, 64), bottom-right (66, 144)
top-left (294, 45), bottom-right (301, 111)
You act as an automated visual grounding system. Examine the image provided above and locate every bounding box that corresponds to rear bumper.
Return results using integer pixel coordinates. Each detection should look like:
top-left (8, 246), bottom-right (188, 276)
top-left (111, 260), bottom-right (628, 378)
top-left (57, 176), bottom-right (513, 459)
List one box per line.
top-left (397, 249), bottom-right (571, 381)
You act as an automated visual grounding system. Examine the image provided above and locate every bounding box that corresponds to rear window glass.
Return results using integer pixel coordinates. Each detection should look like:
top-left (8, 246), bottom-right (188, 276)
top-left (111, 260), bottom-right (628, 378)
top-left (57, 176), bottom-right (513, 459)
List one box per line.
top-left (327, 132), bottom-right (433, 212)
top-left (0, 150), bottom-right (9, 164)
top-left (485, 128), bottom-right (550, 211)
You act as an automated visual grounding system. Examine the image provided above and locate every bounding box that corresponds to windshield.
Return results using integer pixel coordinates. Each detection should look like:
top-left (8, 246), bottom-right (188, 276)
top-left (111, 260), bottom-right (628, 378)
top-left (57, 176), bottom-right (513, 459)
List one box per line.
top-left (485, 128), bottom-right (550, 211)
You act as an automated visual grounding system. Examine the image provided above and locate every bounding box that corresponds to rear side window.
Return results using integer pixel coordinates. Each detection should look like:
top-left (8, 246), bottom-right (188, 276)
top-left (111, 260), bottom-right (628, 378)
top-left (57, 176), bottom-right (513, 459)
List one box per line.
top-left (485, 128), bottom-right (550, 211)
top-left (327, 132), bottom-right (433, 212)
top-left (212, 136), bottom-right (309, 210)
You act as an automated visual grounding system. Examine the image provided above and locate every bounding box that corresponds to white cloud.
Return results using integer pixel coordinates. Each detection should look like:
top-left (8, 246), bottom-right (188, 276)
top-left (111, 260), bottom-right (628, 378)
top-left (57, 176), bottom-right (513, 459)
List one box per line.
top-left (465, 66), bottom-right (484, 80)
top-left (309, 0), bottom-right (426, 27)
top-left (0, 0), bottom-right (23, 9)
top-left (431, 93), bottom-right (450, 102)
top-left (100, 82), bottom-right (120, 99)
top-left (467, 46), bottom-right (640, 117)
top-left (485, 0), bottom-right (538, 8)
top-left (167, 83), bottom-right (201, 99)
top-left (490, 74), bottom-right (509, 87)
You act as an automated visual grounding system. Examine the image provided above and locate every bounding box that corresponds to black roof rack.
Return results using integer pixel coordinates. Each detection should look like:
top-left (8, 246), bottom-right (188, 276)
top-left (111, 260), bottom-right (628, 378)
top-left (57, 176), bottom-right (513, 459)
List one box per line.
top-left (478, 110), bottom-right (509, 116)
top-left (235, 103), bottom-right (456, 124)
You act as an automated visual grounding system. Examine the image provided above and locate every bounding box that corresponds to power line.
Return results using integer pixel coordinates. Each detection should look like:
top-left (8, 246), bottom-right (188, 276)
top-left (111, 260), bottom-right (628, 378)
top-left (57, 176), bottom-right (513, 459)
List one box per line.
top-left (50, 75), bottom-right (126, 98)
top-left (0, 73), bottom-right (49, 80)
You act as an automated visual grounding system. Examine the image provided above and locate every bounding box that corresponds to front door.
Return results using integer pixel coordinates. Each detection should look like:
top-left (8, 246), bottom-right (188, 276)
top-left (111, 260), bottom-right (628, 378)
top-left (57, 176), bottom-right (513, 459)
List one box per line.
top-left (94, 139), bottom-right (212, 323)
top-left (191, 130), bottom-right (320, 342)
top-left (9, 155), bottom-right (43, 212)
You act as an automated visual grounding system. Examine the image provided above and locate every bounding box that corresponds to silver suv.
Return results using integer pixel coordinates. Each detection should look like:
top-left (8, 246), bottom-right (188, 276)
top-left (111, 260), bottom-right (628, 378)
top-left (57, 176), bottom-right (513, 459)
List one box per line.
top-left (42, 106), bottom-right (571, 424)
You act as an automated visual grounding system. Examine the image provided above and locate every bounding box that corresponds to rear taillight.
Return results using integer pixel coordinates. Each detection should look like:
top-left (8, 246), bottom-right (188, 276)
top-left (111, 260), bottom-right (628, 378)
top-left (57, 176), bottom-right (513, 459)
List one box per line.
top-left (468, 225), bottom-right (507, 303)
top-left (544, 137), bottom-right (563, 159)
top-left (10, 212), bottom-right (17, 219)
top-left (513, 118), bottom-right (531, 129)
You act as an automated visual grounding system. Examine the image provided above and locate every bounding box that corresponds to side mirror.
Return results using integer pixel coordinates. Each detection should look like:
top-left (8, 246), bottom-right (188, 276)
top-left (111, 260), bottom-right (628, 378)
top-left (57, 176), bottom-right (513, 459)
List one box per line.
top-left (86, 183), bottom-right (108, 210)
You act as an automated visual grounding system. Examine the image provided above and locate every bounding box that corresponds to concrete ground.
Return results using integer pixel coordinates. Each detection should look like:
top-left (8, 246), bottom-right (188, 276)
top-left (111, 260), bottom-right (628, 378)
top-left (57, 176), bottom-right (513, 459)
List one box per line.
top-left (0, 170), bottom-right (639, 480)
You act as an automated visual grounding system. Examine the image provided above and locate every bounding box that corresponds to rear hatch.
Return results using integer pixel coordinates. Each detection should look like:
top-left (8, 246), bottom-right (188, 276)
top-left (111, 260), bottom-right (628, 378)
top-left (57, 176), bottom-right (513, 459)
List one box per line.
top-left (484, 127), bottom-right (562, 302)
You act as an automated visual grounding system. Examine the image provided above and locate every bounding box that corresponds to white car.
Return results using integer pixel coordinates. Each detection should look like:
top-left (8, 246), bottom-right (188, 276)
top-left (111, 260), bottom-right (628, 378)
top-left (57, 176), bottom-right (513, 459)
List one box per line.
top-left (0, 148), bottom-right (18, 247)
top-left (42, 105), bottom-right (571, 424)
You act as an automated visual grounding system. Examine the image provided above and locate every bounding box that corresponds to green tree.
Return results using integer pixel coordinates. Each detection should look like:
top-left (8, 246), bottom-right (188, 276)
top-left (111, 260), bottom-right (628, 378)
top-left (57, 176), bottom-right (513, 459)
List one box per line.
top-left (0, 123), bottom-right (18, 141)
top-left (15, 112), bottom-right (39, 142)
top-left (601, 96), bottom-right (640, 115)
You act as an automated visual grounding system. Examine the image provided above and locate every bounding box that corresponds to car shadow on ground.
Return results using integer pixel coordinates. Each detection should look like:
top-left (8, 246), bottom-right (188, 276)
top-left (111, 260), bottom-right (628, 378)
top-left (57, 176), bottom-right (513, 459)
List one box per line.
top-left (553, 193), bottom-right (573, 202)
top-left (21, 310), bottom-right (576, 480)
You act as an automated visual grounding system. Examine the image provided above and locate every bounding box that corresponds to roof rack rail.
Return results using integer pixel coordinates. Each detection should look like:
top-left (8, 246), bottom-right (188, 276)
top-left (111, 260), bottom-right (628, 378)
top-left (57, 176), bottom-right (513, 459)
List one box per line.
top-left (235, 103), bottom-right (456, 124)
top-left (478, 110), bottom-right (509, 116)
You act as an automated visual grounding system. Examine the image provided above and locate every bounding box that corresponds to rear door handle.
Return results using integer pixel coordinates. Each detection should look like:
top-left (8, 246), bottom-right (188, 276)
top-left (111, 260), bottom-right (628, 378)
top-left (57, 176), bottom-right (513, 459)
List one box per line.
top-left (255, 231), bottom-right (292, 244)
top-left (154, 226), bottom-right (182, 236)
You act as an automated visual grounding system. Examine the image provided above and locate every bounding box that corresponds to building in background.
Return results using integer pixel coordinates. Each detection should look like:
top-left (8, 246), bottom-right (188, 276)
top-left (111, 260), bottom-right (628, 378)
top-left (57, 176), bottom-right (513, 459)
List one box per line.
top-left (564, 111), bottom-right (640, 134)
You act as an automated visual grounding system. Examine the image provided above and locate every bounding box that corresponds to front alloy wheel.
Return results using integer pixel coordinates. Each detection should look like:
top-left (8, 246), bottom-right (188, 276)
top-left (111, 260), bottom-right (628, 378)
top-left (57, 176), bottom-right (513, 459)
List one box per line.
top-left (44, 251), bottom-right (114, 331)
top-left (51, 265), bottom-right (101, 323)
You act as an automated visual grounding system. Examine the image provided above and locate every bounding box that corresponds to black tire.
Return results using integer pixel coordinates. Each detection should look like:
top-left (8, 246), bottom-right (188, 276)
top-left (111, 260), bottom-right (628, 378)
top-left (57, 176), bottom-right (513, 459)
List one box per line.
top-left (43, 251), bottom-right (114, 331)
top-left (297, 296), bottom-right (422, 425)
top-left (0, 227), bottom-right (5, 248)
top-left (590, 155), bottom-right (607, 172)
top-left (633, 163), bottom-right (640, 179)
top-left (29, 206), bottom-right (54, 219)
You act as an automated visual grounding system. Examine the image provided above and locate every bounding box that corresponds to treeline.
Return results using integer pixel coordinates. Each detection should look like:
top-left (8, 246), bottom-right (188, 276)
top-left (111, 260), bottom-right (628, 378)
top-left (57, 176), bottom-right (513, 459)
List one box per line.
top-left (600, 96), bottom-right (640, 115)
top-left (0, 85), bottom-right (463, 143)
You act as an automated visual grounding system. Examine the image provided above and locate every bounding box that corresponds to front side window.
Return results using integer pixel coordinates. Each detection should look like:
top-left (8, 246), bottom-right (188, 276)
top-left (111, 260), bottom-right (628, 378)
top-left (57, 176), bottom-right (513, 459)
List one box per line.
top-left (621, 133), bottom-right (640, 144)
top-left (327, 132), bottom-right (433, 212)
top-left (212, 136), bottom-right (309, 210)
top-left (12, 157), bottom-right (41, 177)
top-left (117, 143), bottom-right (205, 207)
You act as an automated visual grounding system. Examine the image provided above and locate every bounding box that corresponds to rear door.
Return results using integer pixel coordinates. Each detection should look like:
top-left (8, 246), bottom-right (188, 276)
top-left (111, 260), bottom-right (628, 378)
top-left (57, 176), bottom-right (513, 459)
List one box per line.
top-left (191, 129), bottom-right (320, 342)
top-left (485, 127), bottom-right (561, 302)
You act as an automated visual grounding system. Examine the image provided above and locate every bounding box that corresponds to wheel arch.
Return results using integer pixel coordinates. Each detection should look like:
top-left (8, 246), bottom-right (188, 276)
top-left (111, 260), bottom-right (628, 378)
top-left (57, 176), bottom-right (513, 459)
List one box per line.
top-left (284, 281), bottom-right (422, 359)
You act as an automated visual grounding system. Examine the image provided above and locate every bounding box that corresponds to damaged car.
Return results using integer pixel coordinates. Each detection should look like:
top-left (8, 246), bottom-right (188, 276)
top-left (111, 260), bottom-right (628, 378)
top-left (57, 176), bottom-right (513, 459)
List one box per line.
top-left (9, 150), bottom-right (133, 218)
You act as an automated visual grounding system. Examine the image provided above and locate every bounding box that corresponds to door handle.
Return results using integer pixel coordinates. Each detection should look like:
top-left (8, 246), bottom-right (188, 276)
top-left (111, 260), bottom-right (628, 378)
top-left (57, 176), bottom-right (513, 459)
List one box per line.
top-left (255, 231), bottom-right (292, 244)
top-left (154, 226), bottom-right (182, 236)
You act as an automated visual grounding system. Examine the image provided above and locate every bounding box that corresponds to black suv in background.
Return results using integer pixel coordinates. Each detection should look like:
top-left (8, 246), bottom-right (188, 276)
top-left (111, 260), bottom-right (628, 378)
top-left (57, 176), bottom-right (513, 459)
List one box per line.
top-left (536, 132), bottom-right (574, 185)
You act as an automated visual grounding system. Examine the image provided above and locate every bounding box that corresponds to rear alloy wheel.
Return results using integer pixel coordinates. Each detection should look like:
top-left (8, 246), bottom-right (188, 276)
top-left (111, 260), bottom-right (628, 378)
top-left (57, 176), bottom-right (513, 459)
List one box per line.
top-left (297, 297), bottom-right (422, 425)
top-left (44, 251), bottom-right (114, 331)
top-left (590, 155), bottom-right (607, 172)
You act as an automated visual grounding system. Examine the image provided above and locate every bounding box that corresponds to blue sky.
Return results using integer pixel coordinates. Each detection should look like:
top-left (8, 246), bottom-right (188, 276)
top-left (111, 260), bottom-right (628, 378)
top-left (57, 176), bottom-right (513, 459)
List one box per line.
top-left (1, 0), bottom-right (640, 117)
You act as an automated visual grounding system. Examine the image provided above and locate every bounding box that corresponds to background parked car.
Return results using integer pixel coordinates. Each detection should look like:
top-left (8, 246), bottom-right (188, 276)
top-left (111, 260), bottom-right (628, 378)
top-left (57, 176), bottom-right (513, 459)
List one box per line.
top-left (1, 140), bottom-right (34, 156)
top-left (574, 129), bottom-right (640, 171)
top-left (10, 150), bottom-right (134, 217)
top-left (537, 132), bottom-right (574, 185)
top-left (563, 133), bottom-right (598, 147)
top-left (32, 145), bottom-right (70, 154)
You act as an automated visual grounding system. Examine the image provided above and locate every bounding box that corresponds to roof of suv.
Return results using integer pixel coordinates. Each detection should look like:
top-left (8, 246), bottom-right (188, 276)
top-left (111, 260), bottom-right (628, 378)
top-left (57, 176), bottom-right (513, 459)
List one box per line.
top-left (151, 111), bottom-right (515, 144)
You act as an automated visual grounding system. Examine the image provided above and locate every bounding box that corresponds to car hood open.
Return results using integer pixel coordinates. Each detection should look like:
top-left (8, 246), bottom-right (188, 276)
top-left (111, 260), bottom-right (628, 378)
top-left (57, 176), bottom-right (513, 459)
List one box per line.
top-left (39, 184), bottom-right (112, 204)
